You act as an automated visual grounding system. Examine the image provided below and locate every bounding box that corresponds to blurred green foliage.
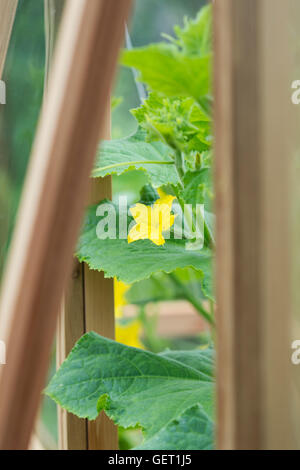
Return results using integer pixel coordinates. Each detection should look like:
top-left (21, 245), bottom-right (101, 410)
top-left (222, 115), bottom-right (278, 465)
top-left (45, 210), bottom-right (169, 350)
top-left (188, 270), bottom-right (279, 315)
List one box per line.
top-left (113, 0), bottom-right (206, 203)
top-left (0, 0), bottom-right (45, 275)
top-left (112, 0), bottom-right (206, 138)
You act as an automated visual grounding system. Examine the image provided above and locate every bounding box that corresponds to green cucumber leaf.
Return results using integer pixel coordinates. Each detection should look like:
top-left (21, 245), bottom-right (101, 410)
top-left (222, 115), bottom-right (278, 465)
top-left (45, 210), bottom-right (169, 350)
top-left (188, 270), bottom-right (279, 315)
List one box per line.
top-left (93, 129), bottom-right (179, 188)
top-left (76, 202), bottom-right (214, 299)
top-left (132, 94), bottom-right (212, 159)
top-left (121, 5), bottom-right (212, 105)
top-left (173, 4), bottom-right (212, 57)
top-left (122, 45), bottom-right (212, 105)
top-left (137, 405), bottom-right (214, 450)
top-left (180, 168), bottom-right (213, 211)
top-left (161, 349), bottom-right (214, 377)
top-left (46, 332), bottom-right (215, 450)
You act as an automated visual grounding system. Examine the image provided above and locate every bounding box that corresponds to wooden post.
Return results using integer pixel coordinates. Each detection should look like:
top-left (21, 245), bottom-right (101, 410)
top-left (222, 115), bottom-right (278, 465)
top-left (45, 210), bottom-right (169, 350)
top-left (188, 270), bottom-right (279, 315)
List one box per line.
top-left (0, 0), bottom-right (18, 78)
top-left (84, 115), bottom-right (117, 450)
top-left (57, 114), bottom-right (117, 450)
top-left (57, 262), bottom-right (87, 450)
top-left (0, 0), bottom-right (132, 450)
top-left (214, 0), bottom-right (295, 450)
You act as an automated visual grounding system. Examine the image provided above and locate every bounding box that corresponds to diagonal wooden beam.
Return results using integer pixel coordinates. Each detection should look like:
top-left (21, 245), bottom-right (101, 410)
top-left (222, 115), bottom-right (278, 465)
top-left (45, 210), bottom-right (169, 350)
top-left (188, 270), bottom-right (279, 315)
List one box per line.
top-left (0, 0), bottom-right (132, 450)
top-left (44, 2), bottom-right (117, 449)
top-left (0, 0), bottom-right (18, 79)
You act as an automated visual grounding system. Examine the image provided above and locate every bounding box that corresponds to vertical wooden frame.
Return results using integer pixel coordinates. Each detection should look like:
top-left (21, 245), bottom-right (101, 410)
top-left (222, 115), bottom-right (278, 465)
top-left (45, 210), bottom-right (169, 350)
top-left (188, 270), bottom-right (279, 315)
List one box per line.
top-left (0, 0), bottom-right (132, 450)
top-left (84, 176), bottom-right (117, 450)
top-left (57, 122), bottom-right (117, 450)
top-left (57, 261), bottom-right (87, 450)
top-left (214, 0), bottom-right (294, 450)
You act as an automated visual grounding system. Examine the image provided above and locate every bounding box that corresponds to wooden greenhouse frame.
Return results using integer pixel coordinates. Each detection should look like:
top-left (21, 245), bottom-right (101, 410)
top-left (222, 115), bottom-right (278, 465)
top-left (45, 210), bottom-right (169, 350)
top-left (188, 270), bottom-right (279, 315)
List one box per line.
top-left (214, 0), bottom-right (297, 450)
top-left (0, 0), bottom-right (132, 450)
top-left (0, 0), bottom-right (299, 450)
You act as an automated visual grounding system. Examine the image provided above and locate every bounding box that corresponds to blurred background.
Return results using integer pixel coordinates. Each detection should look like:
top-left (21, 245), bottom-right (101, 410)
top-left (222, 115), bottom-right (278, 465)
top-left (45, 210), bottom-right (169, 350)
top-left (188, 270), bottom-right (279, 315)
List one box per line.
top-left (0, 0), bottom-right (208, 449)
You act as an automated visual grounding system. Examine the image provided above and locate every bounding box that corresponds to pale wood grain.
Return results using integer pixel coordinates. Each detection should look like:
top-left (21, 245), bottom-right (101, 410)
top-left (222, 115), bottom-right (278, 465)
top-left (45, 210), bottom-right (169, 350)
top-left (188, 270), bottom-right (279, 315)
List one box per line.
top-left (84, 174), bottom-right (118, 450)
top-left (214, 0), bottom-right (294, 450)
top-left (57, 111), bottom-right (118, 450)
top-left (0, 0), bottom-right (132, 449)
top-left (57, 261), bottom-right (87, 450)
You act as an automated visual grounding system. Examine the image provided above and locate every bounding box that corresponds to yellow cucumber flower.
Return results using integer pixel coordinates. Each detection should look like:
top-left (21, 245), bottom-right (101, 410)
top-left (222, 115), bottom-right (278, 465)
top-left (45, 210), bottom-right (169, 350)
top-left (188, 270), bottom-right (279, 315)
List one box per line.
top-left (114, 279), bottom-right (130, 319)
top-left (114, 279), bottom-right (144, 349)
top-left (157, 187), bottom-right (168, 199)
top-left (128, 193), bottom-right (176, 246)
top-left (116, 319), bottom-right (144, 350)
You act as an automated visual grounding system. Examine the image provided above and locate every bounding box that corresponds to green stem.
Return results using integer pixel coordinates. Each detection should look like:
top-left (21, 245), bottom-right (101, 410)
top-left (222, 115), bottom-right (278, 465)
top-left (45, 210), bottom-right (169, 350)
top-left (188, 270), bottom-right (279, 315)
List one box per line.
top-left (204, 221), bottom-right (215, 249)
top-left (170, 139), bottom-right (216, 249)
top-left (174, 149), bottom-right (184, 180)
top-left (92, 160), bottom-right (174, 176)
top-left (146, 120), bottom-right (170, 147)
top-left (138, 305), bottom-right (166, 353)
top-left (169, 273), bottom-right (215, 326)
